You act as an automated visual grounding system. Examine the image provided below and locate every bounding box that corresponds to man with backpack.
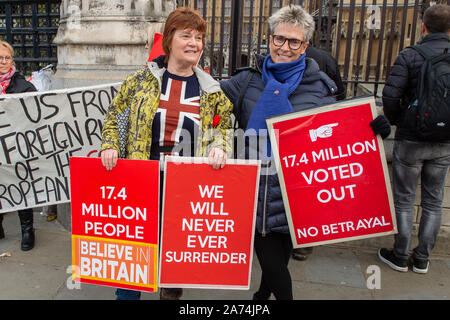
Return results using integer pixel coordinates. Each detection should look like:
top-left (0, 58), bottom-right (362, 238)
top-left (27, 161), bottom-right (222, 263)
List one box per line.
top-left (379, 4), bottom-right (450, 274)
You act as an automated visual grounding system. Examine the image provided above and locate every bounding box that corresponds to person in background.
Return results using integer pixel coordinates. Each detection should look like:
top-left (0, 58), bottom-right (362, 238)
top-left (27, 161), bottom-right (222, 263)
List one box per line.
top-left (306, 45), bottom-right (346, 101)
top-left (100, 7), bottom-right (233, 300)
top-left (0, 40), bottom-right (37, 251)
top-left (221, 5), bottom-right (390, 300)
top-left (379, 4), bottom-right (450, 274)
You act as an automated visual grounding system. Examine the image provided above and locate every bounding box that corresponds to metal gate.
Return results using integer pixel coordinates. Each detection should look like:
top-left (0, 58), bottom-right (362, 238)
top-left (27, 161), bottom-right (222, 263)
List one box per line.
top-left (0, 0), bottom-right (60, 75)
top-left (181, 0), bottom-right (449, 98)
top-left (1, 0), bottom-right (448, 97)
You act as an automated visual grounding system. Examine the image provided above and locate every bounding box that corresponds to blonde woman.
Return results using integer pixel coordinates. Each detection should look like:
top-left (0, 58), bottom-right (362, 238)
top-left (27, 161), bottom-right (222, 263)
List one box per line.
top-left (0, 40), bottom-right (37, 251)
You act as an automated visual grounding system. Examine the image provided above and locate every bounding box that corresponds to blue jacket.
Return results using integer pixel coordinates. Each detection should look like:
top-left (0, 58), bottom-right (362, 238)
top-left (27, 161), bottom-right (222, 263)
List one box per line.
top-left (220, 55), bottom-right (336, 235)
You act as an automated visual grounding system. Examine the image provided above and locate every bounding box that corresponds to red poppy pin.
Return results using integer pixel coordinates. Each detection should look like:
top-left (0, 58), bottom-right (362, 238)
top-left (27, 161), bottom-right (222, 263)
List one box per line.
top-left (213, 115), bottom-right (221, 128)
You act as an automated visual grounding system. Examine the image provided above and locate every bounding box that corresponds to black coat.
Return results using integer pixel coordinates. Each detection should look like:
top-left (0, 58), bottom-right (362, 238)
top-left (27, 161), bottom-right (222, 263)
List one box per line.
top-left (305, 46), bottom-right (346, 101)
top-left (5, 72), bottom-right (37, 94)
top-left (221, 55), bottom-right (336, 235)
top-left (382, 33), bottom-right (450, 141)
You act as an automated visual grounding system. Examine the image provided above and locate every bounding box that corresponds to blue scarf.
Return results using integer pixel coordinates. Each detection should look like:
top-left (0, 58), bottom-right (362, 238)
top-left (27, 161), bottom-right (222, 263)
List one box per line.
top-left (245, 53), bottom-right (306, 158)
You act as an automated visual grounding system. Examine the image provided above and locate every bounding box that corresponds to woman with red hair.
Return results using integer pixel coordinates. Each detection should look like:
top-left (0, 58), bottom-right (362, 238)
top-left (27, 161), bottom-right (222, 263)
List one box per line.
top-left (100, 7), bottom-right (233, 300)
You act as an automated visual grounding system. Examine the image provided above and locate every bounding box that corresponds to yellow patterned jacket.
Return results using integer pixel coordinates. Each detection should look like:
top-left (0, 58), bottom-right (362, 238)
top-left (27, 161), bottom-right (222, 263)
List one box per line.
top-left (101, 61), bottom-right (233, 160)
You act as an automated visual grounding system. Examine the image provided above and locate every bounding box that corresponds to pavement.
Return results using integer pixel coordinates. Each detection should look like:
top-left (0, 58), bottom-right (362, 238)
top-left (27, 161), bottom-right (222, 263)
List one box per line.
top-left (0, 210), bottom-right (449, 301)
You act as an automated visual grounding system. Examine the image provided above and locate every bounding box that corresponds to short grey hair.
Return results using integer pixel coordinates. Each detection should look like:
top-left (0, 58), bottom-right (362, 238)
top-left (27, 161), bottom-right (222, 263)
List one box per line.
top-left (268, 5), bottom-right (315, 42)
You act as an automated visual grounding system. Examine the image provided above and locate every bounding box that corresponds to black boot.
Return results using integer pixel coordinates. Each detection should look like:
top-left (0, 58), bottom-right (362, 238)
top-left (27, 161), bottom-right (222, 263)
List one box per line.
top-left (18, 209), bottom-right (35, 251)
top-left (292, 247), bottom-right (313, 261)
top-left (0, 214), bottom-right (4, 239)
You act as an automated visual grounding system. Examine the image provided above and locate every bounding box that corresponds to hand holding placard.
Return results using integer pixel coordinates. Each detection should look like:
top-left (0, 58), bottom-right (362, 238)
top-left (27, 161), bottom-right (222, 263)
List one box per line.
top-left (101, 148), bottom-right (119, 171)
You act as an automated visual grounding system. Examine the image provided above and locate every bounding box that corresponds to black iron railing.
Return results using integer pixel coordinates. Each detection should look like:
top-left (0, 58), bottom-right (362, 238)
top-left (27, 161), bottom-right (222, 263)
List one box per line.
top-left (181, 0), bottom-right (448, 98)
top-left (1, 0), bottom-right (448, 97)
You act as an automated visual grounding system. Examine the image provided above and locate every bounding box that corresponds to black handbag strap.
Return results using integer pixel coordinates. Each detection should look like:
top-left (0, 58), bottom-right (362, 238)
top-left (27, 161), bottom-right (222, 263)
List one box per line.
top-left (409, 44), bottom-right (439, 60)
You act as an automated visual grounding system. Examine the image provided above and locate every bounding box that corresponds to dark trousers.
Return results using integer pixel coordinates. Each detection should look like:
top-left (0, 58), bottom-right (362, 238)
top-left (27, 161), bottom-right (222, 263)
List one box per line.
top-left (115, 288), bottom-right (141, 300)
top-left (254, 231), bottom-right (293, 300)
top-left (392, 139), bottom-right (450, 261)
top-left (0, 209), bottom-right (33, 243)
top-left (18, 208), bottom-right (33, 216)
top-left (0, 209), bottom-right (33, 230)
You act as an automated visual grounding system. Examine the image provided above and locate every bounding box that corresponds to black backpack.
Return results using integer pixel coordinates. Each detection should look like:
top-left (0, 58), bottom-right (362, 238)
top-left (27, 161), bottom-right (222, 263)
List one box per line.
top-left (406, 44), bottom-right (450, 140)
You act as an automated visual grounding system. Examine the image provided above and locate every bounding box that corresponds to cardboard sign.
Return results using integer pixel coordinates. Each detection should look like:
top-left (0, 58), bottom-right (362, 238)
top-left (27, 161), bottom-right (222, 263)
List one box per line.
top-left (159, 156), bottom-right (260, 289)
top-left (70, 157), bottom-right (159, 292)
top-left (266, 97), bottom-right (396, 248)
top-left (0, 83), bottom-right (121, 213)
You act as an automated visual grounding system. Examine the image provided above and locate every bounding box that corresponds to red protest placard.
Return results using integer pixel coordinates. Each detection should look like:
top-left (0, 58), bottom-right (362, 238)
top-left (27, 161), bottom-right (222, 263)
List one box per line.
top-left (266, 97), bottom-right (396, 248)
top-left (159, 156), bottom-right (260, 289)
top-left (70, 157), bottom-right (159, 292)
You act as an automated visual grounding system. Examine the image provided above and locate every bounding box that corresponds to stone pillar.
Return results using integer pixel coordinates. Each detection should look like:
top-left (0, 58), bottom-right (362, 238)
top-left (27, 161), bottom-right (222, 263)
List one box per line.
top-left (52, 0), bottom-right (176, 89)
top-left (54, 0), bottom-right (176, 230)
